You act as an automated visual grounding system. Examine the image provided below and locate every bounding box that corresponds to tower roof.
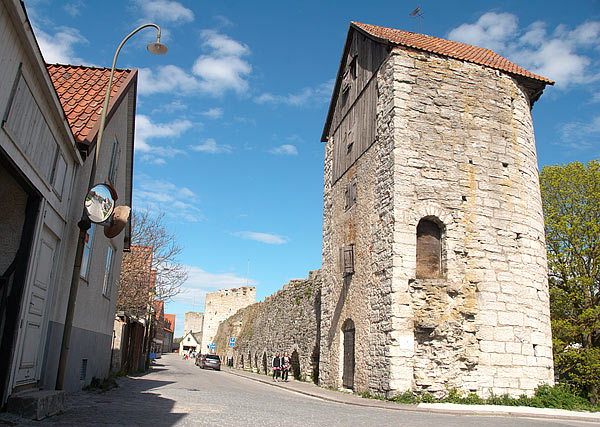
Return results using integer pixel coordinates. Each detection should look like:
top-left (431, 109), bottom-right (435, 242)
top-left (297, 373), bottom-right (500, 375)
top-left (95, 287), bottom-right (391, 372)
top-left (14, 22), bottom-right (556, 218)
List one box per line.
top-left (351, 22), bottom-right (553, 85)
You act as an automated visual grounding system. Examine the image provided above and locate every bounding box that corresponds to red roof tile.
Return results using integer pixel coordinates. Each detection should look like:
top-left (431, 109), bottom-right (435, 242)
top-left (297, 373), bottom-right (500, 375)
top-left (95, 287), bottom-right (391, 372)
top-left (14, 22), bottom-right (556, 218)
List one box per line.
top-left (46, 64), bottom-right (133, 146)
top-left (351, 22), bottom-right (553, 85)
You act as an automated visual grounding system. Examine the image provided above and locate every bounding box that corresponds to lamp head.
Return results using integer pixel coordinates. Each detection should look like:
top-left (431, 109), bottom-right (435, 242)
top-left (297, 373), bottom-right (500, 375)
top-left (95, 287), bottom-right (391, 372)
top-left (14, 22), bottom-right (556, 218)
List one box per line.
top-left (147, 41), bottom-right (168, 55)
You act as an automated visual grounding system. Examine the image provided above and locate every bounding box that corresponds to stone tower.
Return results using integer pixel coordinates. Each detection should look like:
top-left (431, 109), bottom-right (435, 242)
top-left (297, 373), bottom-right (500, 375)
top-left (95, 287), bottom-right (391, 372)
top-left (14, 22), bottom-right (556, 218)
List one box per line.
top-left (184, 312), bottom-right (204, 337)
top-left (200, 287), bottom-right (256, 351)
top-left (319, 22), bottom-right (554, 398)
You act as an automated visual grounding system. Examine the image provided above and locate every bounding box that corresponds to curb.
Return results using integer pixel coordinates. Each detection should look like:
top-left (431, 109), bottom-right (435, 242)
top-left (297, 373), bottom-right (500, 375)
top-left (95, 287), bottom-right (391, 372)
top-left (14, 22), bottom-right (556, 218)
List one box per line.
top-left (223, 368), bottom-right (600, 423)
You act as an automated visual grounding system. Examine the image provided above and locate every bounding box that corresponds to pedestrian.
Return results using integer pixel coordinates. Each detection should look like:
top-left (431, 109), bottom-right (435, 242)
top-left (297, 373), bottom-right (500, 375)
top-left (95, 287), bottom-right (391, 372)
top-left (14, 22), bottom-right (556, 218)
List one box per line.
top-left (272, 352), bottom-right (281, 381)
top-left (281, 352), bottom-right (291, 382)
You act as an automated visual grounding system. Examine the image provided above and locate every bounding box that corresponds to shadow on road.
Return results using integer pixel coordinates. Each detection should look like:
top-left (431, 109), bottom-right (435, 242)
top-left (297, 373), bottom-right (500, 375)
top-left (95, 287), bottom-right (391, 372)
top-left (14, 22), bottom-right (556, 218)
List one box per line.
top-left (37, 369), bottom-right (186, 426)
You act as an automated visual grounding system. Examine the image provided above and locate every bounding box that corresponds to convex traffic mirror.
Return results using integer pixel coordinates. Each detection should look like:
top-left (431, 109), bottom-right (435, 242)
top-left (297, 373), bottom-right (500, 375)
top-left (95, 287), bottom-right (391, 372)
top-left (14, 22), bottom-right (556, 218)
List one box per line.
top-left (84, 184), bottom-right (115, 224)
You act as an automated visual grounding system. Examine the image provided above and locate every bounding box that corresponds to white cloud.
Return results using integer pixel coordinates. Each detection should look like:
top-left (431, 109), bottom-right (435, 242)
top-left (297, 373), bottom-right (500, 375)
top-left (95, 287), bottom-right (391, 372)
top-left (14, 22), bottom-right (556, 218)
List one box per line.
top-left (151, 100), bottom-right (188, 115)
top-left (255, 79), bottom-right (334, 106)
top-left (232, 231), bottom-right (288, 244)
top-left (63, 1), bottom-right (83, 17)
top-left (34, 26), bottom-right (87, 64)
top-left (448, 13), bottom-right (518, 53)
top-left (560, 115), bottom-right (600, 150)
top-left (134, 0), bottom-right (194, 23)
top-left (137, 30), bottom-right (252, 97)
top-left (138, 65), bottom-right (201, 96)
top-left (191, 30), bottom-right (252, 96)
top-left (448, 13), bottom-right (600, 87)
top-left (269, 144), bottom-right (298, 155)
top-left (135, 115), bottom-right (191, 164)
top-left (190, 138), bottom-right (232, 154)
top-left (135, 114), bottom-right (192, 150)
top-left (134, 174), bottom-right (204, 223)
top-left (200, 108), bottom-right (224, 119)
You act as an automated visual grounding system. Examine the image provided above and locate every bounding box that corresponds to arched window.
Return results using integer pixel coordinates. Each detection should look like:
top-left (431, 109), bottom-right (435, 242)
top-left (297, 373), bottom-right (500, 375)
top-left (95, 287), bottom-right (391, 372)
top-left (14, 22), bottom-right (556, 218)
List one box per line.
top-left (416, 218), bottom-right (443, 279)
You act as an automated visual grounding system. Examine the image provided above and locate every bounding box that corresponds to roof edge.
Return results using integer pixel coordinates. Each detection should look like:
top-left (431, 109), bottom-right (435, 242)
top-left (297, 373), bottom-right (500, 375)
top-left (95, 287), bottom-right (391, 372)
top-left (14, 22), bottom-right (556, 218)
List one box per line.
top-left (81, 68), bottom-right (138, 154)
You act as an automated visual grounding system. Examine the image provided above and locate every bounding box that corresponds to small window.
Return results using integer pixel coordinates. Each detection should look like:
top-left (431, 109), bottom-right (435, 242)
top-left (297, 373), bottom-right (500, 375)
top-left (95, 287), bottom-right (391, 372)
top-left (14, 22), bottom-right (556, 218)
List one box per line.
top-left (349, 56), bottom-right (357, 79)
top-left (345, 178), bottom-right (357, 210)
top-left (50, 146), bottom-right (67, 198)
top-left (343, 245), bottom-right (355, 276)
top-left (102, 245), bottom-right (115, 297)
top-left (80, 359), bottom-right (88, 381)
top-left (416, 218), bottom-right (442, 279)
top-left (80, 224), bottom-right (95, 279)
top-left (108, 137), bottom-right (120, 185)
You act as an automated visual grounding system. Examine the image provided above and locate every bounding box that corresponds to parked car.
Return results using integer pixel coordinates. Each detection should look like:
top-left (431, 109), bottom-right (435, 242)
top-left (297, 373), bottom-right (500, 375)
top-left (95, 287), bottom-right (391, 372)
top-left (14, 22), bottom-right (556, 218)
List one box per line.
top-left (197, 354), bottom-right (221, 371)
top-left (194, 354), bottom-right (204, 366)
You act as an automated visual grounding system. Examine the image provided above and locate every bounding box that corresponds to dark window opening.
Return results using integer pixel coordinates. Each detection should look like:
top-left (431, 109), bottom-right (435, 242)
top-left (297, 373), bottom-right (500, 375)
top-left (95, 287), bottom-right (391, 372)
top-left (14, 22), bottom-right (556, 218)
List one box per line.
top-left (416, 218), bottom-right (443, 279)
top-left (343, 245), bottom-right (354, 276)
top-left (344, 178), bottom-right (357, 210)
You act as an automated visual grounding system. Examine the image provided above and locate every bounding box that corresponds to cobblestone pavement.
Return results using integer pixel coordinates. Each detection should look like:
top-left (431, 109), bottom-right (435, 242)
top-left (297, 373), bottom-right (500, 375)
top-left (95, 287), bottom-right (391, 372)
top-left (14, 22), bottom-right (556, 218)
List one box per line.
top-left (0, 354), bottom-right (596, 426)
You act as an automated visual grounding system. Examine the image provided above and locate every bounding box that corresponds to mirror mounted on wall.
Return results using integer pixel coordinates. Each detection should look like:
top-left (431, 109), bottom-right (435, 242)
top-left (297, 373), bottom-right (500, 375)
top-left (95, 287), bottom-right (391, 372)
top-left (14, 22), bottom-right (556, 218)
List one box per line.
top-left (84, 183), bottom-right (117, 224)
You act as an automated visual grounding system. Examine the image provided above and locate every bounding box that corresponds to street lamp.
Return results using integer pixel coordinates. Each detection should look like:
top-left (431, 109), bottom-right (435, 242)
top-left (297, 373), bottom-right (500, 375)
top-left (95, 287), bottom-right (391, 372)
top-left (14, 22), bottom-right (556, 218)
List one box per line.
top-left (56, 24), bottom-right (167, 390)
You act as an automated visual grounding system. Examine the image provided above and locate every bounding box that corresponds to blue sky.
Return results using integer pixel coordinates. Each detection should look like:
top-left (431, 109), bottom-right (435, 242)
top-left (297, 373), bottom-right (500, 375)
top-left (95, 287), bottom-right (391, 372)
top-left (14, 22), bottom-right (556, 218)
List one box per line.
top-left (26, 0), bottom-right (599, 337)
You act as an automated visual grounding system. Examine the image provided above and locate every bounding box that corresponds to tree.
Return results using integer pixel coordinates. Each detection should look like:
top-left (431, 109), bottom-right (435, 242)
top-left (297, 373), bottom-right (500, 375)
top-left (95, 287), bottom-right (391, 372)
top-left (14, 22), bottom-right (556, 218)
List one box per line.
top-left (540, 160), bottom-right (600, 402)
top-left (117, 210), bottom-right (187, 317)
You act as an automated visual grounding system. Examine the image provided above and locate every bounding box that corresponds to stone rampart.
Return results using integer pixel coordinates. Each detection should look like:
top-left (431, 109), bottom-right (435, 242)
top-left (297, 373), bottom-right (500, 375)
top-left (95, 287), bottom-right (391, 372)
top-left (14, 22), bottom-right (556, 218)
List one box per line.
top-left (214, 270), bottom-right (321, 382)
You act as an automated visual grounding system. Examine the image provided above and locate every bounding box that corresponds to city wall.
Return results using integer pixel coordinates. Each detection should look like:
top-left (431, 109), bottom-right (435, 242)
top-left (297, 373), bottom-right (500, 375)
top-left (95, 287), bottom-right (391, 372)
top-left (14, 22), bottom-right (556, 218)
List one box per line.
top-left (214, 271), bottom-right (321, 382)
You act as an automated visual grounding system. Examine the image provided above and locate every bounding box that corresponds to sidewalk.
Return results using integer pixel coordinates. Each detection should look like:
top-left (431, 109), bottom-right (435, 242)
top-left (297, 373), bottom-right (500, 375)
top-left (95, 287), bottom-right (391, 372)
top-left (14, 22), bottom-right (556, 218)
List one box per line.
top-left (224, 367), bottom-right (600, 423)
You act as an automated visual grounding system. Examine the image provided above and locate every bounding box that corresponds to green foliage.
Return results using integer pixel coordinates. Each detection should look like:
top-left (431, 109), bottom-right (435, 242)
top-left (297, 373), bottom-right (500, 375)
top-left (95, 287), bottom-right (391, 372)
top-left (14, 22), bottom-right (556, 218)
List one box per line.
top-left (370, 384), bottom-right (599, 411)
top-left (540, 161), bottom-right (600, 402)
top-left (529, 384), bottom-right (593, 411)
top-left (295, 296), bottom-right (301, 305)
top-left (390, 390), bottom-right (419, 404)
top-left (305, 287), bottom-right (312, 298)
top-left (246, 328), bottom-right (253, 339)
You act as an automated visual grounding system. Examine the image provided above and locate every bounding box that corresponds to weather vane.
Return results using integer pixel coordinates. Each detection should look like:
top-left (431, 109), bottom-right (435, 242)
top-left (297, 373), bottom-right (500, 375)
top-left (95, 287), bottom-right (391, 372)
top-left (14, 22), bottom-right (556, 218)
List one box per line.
top-left (410, 5), bottom-right (424, 34)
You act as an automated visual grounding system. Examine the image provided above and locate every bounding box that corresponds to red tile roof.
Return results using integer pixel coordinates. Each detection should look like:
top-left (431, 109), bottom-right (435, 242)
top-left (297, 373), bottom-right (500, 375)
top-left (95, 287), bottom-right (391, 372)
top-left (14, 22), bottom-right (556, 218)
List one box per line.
top-left (46, 64), bottom-right (134, 147)
top-left (351, 22), bottom-right (553, 85)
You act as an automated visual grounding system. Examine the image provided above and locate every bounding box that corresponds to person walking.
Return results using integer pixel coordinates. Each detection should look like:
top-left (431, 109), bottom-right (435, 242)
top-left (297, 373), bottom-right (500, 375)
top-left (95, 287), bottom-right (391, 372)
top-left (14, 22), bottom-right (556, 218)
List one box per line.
top-left (272, 352), bottom-right (281, 381)
top-left (281, 352), bottom-right (291, 382)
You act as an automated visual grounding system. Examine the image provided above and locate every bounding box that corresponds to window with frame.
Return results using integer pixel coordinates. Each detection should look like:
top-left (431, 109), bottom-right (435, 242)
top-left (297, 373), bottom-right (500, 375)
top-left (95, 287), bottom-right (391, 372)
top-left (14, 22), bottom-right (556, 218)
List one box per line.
top-left (80, 224), bottom-right (95, 279)
top-left (342, 244), bottom-right (355, 276)
top-left (344, 177), bottom-right (357, 210)
top-left (108, 137), bottom-right (120, 185)
top-left (102, 244), bottom-right (115, 297)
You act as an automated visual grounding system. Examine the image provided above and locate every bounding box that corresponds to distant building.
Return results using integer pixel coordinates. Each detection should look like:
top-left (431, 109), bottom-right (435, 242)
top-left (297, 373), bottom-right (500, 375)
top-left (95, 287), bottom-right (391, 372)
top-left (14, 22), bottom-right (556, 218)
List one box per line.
top-left (179, 331), bottom-right (202, 355)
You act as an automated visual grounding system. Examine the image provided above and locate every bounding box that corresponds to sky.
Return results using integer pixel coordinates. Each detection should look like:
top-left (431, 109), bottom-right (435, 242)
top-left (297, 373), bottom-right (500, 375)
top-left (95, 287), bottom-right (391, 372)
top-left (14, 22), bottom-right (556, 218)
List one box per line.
top-left (26, 0), bottom-right (600, 337)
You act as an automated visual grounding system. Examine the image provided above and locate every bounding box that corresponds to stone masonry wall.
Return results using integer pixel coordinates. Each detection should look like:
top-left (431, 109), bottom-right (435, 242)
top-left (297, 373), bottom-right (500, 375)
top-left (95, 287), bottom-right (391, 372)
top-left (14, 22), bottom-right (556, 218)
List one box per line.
top-left (201, 287), bottom-right (255, 351)
top-left (184, 312), bottom-right (204, 337)
top-left (214, 271), bottom-right (321, 382)
top-left (386, 47), bottom-right (553, 397)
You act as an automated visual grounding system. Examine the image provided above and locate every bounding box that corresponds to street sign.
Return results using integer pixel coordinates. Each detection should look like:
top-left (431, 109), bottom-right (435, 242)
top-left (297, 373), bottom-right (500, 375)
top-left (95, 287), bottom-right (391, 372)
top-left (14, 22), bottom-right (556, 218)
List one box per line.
top-left (230, 337), bottom-right (235, 347)
top-left (209, 343), bottom-right (215, 350)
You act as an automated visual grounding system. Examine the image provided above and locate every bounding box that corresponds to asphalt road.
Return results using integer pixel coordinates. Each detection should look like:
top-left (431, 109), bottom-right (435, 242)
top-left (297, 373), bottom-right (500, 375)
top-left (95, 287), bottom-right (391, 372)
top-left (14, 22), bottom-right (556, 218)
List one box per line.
top-left (6, 354), bottom-right (597, 426)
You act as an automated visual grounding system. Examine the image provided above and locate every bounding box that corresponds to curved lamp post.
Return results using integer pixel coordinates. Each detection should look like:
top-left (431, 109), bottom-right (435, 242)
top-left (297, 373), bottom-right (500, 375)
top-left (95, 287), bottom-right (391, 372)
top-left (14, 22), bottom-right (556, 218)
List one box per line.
top-left (56, 24), bottom-right (167, 390)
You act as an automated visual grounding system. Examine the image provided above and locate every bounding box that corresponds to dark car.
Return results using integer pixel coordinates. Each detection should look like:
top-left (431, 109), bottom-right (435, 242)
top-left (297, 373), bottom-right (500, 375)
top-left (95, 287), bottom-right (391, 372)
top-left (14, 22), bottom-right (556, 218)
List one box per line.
top-left (197, 354), bottom-right (221, 371)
